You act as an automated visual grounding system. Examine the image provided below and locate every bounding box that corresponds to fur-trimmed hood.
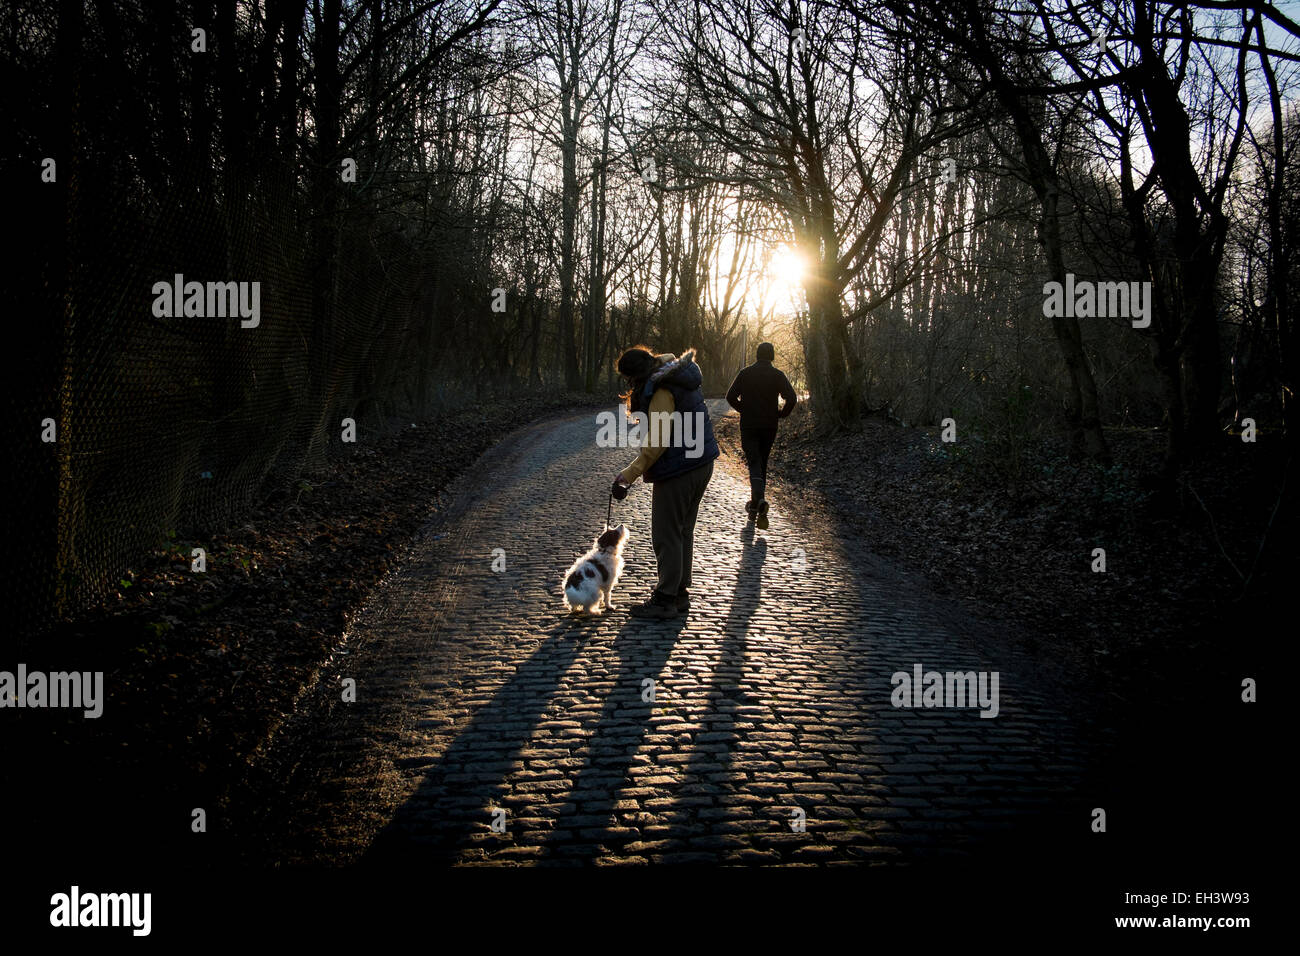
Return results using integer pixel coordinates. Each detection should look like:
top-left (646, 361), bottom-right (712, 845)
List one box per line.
top-left (644, 348), bottom-right (702, 396)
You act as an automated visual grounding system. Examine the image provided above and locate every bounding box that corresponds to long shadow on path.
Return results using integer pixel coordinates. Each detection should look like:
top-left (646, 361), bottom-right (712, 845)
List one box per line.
top-left (362, 612), bottom-right (688, 865)
top-left (532, 614), bottom-right (687, 862)
top-left (661, 525), bottom-right (767, 847)
top-left (362, 616), bottom-right (592, 864)
top-left (534, 524), bottom-right (767, 862)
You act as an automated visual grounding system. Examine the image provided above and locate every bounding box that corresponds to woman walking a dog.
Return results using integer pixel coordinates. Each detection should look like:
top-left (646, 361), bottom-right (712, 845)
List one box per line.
top-left (612, 346), bottom-right (719, 618)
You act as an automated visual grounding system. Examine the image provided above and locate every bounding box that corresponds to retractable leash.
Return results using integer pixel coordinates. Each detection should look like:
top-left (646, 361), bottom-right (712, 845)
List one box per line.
top-left (606, 489), bottom-right (615, 531)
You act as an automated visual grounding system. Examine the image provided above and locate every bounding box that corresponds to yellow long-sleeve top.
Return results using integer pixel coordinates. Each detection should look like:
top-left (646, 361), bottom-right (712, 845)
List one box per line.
top-left (619, 386), bottom-right (676, 484)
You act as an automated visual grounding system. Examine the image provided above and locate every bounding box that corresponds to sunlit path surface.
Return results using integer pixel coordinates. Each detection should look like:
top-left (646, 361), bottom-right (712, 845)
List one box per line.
top-left (256, 402), bottom-right (1090, 866)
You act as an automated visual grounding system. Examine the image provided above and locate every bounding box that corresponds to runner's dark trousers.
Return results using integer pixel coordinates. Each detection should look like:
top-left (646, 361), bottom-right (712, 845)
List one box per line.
top-left (740, 425), bottom-right (777, 507)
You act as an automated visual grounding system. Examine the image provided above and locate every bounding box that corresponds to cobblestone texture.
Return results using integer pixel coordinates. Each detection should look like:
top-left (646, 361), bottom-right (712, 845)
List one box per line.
top-left (258, 402), bottom-right (1093, 866)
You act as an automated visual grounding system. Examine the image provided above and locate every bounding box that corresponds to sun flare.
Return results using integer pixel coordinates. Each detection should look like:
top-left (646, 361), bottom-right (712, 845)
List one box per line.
top-left (762, 245), bottom-right (807, 314)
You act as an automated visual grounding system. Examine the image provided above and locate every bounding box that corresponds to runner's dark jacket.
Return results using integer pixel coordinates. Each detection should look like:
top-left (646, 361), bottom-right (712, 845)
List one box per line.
top-left (725, 359), bottom-right (797, 429)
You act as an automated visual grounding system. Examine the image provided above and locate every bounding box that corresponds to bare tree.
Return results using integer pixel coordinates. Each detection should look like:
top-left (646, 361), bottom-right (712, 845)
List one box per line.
top-left (655, 0), bottom-right (966, 431)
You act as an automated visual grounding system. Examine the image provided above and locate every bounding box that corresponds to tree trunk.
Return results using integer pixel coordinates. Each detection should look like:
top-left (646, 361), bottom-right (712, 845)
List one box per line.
top-left (309, 0), bottom-right (343, 457)
top-left (1002, 86), bottom-right (1109, 463)
top-left (558, 77), bottom-right (581, 389)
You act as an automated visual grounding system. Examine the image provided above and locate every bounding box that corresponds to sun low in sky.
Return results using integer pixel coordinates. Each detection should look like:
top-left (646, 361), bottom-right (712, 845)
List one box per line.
top-left (702, 238), bottom-right (809, 323)
top-left (759, 245), bottom-right (808, 316)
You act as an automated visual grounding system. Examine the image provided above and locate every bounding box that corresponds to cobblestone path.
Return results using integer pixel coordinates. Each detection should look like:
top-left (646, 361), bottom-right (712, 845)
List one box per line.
top-left (257, 401), bottom-right (1092, 867)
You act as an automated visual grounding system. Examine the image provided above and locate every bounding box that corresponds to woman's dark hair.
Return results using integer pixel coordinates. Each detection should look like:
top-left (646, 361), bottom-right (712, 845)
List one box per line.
top-left (617, 345), bottom-right (659, 410)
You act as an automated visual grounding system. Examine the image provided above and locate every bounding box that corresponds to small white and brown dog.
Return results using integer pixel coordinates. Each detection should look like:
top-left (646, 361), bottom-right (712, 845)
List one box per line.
top-left (563, 524), bottom-right (628, 614)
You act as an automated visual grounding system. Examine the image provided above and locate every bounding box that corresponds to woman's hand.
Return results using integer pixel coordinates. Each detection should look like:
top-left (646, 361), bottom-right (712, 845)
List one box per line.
top-left (611, 473), bottom-right (630, 500)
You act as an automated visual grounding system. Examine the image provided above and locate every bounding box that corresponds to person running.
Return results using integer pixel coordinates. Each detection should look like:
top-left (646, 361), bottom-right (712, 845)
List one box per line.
top-left (725, 342), bottom-right (797, 530)
top-left (612, 346), bottom-right (719, 618)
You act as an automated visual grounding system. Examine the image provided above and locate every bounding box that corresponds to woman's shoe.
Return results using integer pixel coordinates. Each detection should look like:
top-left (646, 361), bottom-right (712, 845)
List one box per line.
top-left (675, 589), bottom-right (690, 612)
top-left (756, 500), bottom-right (769, 530)
top-left (629, 595), bottom-right (680, 618)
